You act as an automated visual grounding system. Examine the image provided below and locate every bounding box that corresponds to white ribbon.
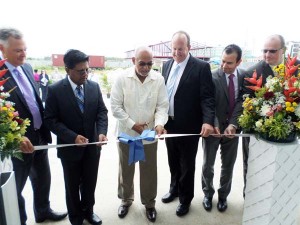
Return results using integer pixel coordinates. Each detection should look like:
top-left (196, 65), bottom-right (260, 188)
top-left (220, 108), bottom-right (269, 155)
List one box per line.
top-left (33, 133), bottom-right (252, 151)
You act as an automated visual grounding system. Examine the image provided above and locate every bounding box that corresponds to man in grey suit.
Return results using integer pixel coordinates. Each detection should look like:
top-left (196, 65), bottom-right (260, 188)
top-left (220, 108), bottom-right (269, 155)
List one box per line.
top-left (202, 44), bottom-right (245, 212)
top-left (161, 31), bottom-right (215, 217)
top-left (44, 49), bottom-right (108, 225)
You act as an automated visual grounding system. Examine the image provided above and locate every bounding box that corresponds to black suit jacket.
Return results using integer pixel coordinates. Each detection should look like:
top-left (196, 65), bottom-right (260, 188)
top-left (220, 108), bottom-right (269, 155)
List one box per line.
top-left (212, 68), bottom-right (246, 131)
top-left (44, 77), bottom-right (108, 161)
top-left (162, 55), bottom-right (215, 133)
top-left (1, 63), bottom-right (51, 145)
top-left (245, 59), bottom-right (300, 96)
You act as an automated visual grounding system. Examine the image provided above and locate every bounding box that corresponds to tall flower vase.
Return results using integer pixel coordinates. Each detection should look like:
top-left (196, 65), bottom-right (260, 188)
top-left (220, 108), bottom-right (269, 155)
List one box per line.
top-left (0, 157), bottom-right (21, 225)
top-left (0, 156), bottom-right (13, 173)
top-left (242, 137), bottom-right (300, 225)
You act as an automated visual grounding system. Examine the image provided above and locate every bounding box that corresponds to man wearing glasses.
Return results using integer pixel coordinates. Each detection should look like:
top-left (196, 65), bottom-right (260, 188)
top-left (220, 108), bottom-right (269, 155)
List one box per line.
top-left (242, 34), bottom-right (299, 197)
top-left (44, 49), bottom-right (108, 225)
top-left (110, 46), bottom-right (169, 222)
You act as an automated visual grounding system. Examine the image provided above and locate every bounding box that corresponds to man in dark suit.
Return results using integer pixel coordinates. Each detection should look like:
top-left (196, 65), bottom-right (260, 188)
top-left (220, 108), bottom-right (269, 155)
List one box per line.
top-left (44, 49), bottom-right (108, 225)
top-left (0, 28), bottom-right (67, 225)
top-left (242, 34), bottom-right (300, 197)
top-left (202, 44), bottom-right (245, 212)
top-left (161, 31), bottom-right (215, 216)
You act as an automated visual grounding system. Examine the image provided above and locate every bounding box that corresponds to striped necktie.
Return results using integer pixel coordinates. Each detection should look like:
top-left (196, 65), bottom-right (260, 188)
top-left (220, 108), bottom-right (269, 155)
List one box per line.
top-left (167, 64), bottom-right (180, 100)
top-left (75, 85), bottom-right (84, 113)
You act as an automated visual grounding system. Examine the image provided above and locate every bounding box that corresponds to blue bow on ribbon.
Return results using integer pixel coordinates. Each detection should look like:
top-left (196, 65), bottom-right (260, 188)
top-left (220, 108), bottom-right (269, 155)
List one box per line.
top-left (118, 129), bottom-right (156, 165)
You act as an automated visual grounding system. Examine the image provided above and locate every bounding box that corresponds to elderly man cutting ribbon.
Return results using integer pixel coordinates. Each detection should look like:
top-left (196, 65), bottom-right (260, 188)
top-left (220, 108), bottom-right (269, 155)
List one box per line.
top-left (110, 46), bottom-right (169, 223)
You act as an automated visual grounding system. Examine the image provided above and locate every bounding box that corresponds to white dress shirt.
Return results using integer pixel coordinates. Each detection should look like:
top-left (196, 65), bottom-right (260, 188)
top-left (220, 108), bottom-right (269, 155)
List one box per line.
top-left (167, 54), bottom-right (190, 116)
top-left (110, 67), bottom-right (169, 143)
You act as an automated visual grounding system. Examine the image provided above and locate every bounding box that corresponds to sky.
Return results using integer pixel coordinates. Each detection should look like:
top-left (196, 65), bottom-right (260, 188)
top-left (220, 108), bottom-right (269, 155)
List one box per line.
top-left (1, 0), bottom-right (300, 58)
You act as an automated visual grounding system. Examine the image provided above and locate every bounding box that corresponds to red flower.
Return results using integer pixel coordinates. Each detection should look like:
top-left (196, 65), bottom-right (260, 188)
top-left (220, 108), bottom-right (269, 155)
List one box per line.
top-left (13, 117), bottom-right (24, 125)
top-left (264, 91), bottom-right (274, 100)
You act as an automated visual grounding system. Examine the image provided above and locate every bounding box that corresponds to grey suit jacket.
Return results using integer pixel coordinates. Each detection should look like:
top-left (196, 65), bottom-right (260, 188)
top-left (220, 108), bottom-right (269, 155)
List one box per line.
top-left (212, 68), bottom-right (246, 131)
top-left (44, 77), bottom-right (108, 161)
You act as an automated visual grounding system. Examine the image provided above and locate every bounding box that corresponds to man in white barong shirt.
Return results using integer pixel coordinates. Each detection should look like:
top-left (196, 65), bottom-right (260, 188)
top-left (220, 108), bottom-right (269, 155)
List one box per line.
top-left (110, 46), bottom-right (169, 223)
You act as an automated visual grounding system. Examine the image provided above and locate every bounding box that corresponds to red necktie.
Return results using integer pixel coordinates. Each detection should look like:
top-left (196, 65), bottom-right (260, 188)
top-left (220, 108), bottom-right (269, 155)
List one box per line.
top-left (228, 74), bottom-right (235, 119)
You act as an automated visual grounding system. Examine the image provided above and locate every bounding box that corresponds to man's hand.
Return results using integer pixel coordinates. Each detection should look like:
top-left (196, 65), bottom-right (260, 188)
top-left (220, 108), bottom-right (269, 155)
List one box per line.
top-left (200, 123), bottom-right (214, 137)
top-left (97, 134), bottom-right (108, 146)
top-left (132, 122), bottom-right (148, 134)
top-left (155, 125), bottom-right (167, 139)
top-left (20, 137), bottom-right (34, 153)
top-left (224, 124), bottom-right (237, 138)
top-left (212, 127), bottom-right (221, 137)
top-left (75, 135), bottom-right (89, 147)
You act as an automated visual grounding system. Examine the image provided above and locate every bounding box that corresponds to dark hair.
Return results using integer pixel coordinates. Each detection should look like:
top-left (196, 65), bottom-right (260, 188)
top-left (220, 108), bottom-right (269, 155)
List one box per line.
top-left (34, 69), bottom-right (38, 73)
top-left (172, 30), bottom-right (191, 47)
top-left (63, 49), bottom-right (89, 69)
top-left (223, 44), bottom-right (242, 62)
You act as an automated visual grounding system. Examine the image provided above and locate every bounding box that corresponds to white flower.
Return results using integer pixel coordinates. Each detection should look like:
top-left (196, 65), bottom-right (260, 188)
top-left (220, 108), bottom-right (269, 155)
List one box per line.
top-left (295, 105), bottom-right (300, 118)
top-left (255, 120), bottom-right (263, 128)
top-left (260, 104), bottom-right (272, 116)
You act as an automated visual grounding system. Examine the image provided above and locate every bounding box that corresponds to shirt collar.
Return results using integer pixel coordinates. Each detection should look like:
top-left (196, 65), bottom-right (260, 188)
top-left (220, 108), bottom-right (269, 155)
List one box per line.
top-left (225, 70), bottom-right (237, 78)
top-left (173, 53), bottom-right (190, 69)
top-left (68, 76), bottom-right (84, 91)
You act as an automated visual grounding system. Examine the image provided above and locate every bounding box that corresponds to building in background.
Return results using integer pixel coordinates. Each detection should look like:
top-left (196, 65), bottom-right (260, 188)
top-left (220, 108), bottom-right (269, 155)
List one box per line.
top-left (286, 41), bottom-right (300, 58)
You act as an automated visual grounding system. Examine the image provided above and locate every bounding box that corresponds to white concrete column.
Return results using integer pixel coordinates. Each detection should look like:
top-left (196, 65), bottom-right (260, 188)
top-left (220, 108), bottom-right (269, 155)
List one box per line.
top-left (243, 138), bottom-right (300, 225)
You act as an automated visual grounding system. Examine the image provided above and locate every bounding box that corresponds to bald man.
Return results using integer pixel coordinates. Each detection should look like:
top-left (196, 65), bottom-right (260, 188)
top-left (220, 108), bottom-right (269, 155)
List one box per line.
top-left (242, 34), bottom-right (300, 197)
top-left (110, 46), bottom-right (169, 222)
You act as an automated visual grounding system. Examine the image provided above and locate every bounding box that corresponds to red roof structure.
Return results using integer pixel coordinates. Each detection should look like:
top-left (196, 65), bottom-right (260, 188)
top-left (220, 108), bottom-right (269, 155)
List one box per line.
top-left (125, 41), bottom-right (213, 61)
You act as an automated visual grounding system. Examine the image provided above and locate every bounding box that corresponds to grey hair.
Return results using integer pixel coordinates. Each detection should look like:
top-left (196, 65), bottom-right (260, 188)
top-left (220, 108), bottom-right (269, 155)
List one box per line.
top-left (0, 28), bottom-right (23, 47)
top-left (134, 46), bottom-right (153, 58)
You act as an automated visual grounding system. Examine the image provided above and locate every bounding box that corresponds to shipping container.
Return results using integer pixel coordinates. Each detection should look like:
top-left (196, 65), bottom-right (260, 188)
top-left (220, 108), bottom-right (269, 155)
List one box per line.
top-left (52, 54), bottom-right (105, 68)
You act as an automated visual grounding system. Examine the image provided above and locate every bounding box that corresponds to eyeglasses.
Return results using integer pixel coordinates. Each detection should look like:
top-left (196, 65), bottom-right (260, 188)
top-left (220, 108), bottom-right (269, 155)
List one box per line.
top-left (138, 61), bottom-right (153, 67)
top-left (262, 48), bottom-right (282, 54)
top-left (71, 68), bottom-right (89, 75)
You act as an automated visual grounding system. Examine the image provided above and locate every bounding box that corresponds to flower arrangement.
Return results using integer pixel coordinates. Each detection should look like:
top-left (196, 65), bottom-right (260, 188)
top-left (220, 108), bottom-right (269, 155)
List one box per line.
top-left (238, 55), bottom-right (300, 141)
top-left (0, 59), bottom-right (30, 160)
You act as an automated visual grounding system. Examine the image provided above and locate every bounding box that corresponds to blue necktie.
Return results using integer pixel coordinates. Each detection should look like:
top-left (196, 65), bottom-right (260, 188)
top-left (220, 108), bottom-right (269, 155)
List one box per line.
top-left (13, 68), bottom-right (42, 129)
top-left (167, 64), bottom-right (180, 100)
top-left (75, 86), bottom-right (84, 113)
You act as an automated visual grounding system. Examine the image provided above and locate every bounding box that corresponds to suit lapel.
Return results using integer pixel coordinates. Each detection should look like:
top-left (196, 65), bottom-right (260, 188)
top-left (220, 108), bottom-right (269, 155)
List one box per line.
top-left (83, 81), bottom-right (91, 116)
top-left (219, 69), bottom-right (229, 101)
top-left (3, 67), bottom-right (30, 111)
top-left (176, 56), bottom-right (194, 91)
top-left (165, 60), bottom-right (174, 82)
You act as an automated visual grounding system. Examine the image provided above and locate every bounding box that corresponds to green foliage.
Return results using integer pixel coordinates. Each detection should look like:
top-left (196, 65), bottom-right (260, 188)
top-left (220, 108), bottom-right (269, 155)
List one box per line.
top-left (100, 73), bottom-right (112, 93)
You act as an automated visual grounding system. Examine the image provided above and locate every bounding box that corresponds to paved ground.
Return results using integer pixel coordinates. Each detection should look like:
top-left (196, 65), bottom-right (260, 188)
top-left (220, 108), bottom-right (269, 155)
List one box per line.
top-left (22, 97), bottom-right (300, 225)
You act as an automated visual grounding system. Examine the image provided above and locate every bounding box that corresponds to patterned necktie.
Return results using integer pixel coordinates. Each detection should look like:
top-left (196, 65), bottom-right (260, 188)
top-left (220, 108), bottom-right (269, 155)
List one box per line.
top-left (13, 68), bottom-right (42, 129)
top-left (75, 85), bottom-right (84, 113)
top-left (228, 74), bottom-right (235, 119)
top-left (167, 64), bottom-right (180, 100)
